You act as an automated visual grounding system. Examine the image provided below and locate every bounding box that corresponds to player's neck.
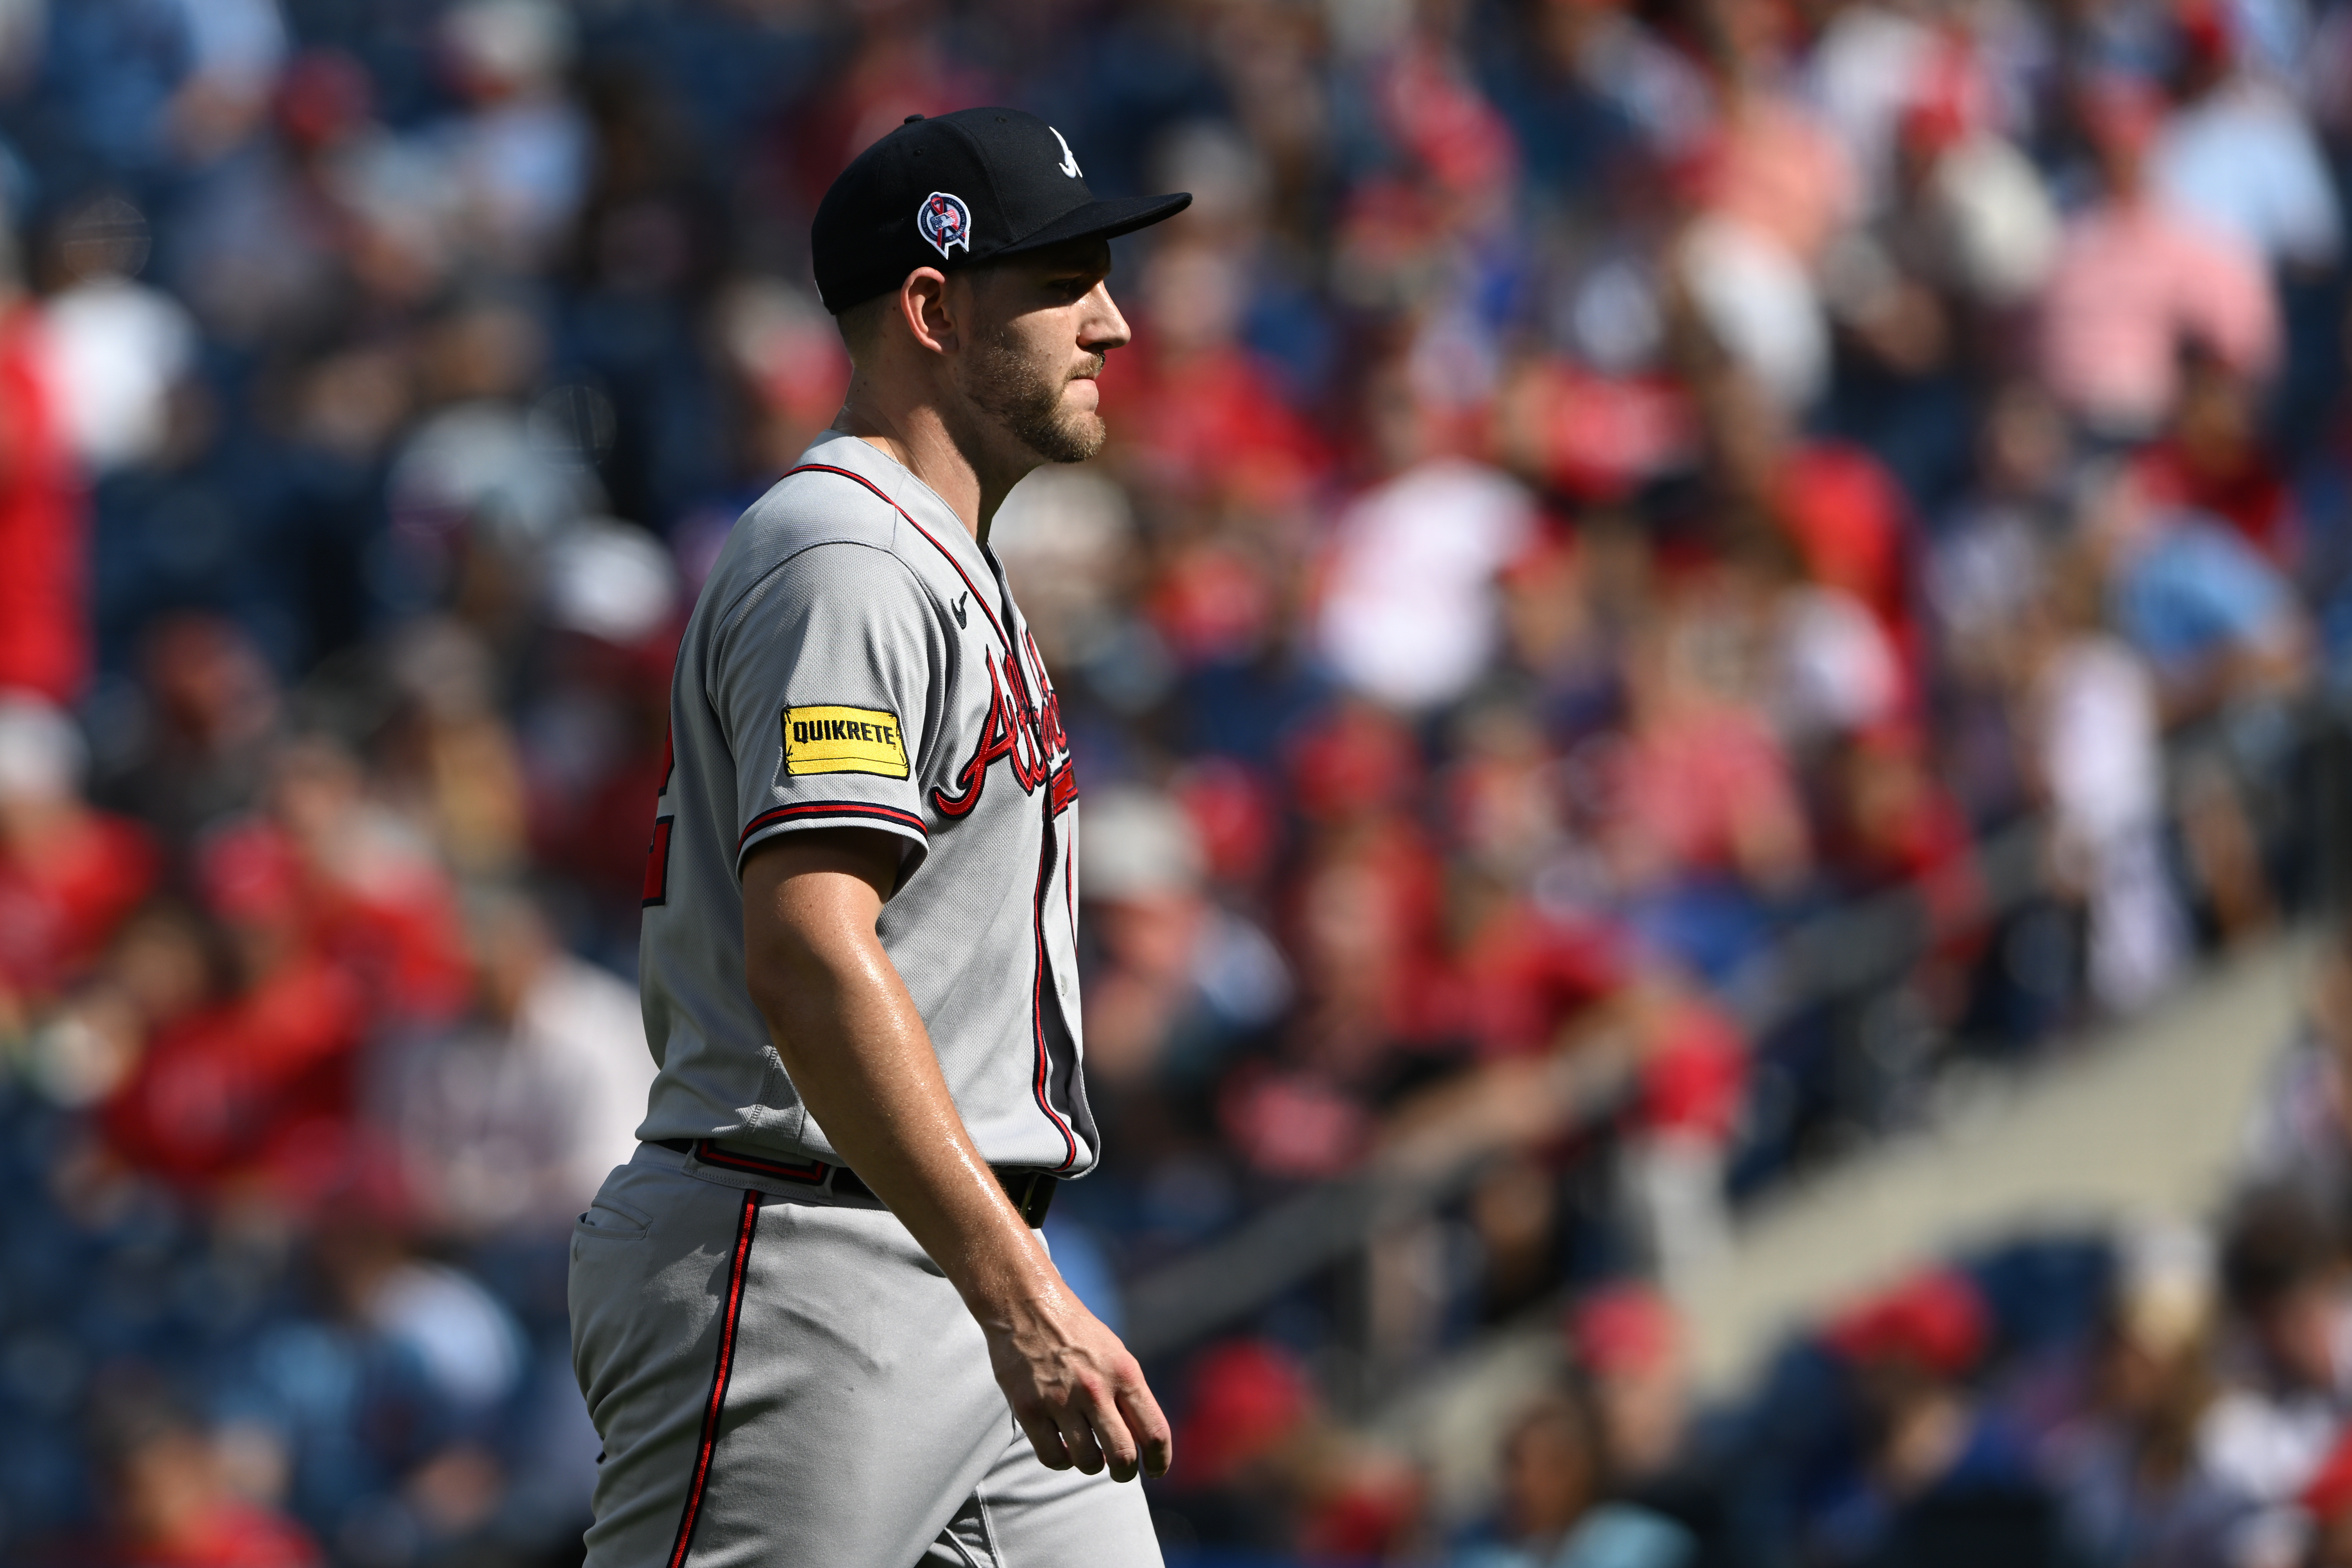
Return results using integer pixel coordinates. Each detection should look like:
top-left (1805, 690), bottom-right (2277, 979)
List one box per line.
top-left (831, 400), bottom-right (1027, 546)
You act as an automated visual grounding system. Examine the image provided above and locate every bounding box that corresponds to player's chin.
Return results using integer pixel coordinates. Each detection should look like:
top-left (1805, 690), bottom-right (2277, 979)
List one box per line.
top-left (1046, 409), bottom-right (1108, 464)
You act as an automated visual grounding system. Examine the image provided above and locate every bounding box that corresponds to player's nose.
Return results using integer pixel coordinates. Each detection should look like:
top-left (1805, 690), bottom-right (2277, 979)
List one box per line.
top-left (1080, 281), bottom-right (1131, 354)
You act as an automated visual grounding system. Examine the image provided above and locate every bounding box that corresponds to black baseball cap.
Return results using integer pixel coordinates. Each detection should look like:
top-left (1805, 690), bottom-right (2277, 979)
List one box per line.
top-left (812, 107), bottom-right (1191, 315)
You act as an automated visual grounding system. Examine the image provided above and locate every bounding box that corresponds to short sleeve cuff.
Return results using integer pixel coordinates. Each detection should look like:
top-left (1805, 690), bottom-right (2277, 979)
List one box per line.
top-left (736, 800), bottom-right (930, 875)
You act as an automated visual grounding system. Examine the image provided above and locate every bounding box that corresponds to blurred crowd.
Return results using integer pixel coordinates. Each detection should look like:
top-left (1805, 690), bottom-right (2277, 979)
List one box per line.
top-left (1145, 928), bottom-right (2352, 1568)
top-left (0, 0), bottom-right (2347, 1562)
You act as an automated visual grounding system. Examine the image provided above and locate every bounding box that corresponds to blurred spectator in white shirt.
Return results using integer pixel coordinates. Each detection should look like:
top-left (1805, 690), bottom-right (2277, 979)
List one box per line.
top-left (164, 0), bottom-right (288, 162)
top-left (1726, 528), bottom-right (1904, 755)
top-left (1881, 93), bottom-right (2060, 311)
top-left (2152, 10), bottom-right (2341, 272)
top-left (38, 195), bottom-right (196, 476)
top-left (2239, 927), bottom-right (2352, 1218)
top-left (432, 0), bottom-right (590, 271)
top-left (1078, 783), bottom-right (1291, 1093)
top-left (1317, 365), bottom-right (1535, 713)
top-left (376, 890), bottom-right (652, 1239)
top-left (2041, 1221), bottom-right (2263, 1568)
top-left (0, 0), bottom-right (40, 93)
top-left (2204, 1189), bottom-right (2352, 1506)
top-left (2020, 555), bottom-right (2184, 1012)
top-left (1806, 0), bottom-right (1948, 217)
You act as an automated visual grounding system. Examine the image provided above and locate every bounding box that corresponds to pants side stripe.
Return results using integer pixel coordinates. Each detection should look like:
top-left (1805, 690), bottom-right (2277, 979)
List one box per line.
top-left (665, 1186), bottom-right (760, 1568)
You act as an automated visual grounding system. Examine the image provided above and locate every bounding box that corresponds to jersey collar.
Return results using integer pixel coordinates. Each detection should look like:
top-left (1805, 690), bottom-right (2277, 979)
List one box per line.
top-left (796, 432), bottom-right (993, 584)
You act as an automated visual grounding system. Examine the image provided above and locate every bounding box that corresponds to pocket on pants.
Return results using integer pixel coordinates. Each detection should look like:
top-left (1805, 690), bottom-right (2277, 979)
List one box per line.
top-left (574, 1193), bottom-right (653, 1241)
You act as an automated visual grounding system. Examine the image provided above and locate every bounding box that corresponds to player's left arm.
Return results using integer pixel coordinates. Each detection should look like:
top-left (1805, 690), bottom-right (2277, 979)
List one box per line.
top-left (740, 826), bottom-right (1173, 1483)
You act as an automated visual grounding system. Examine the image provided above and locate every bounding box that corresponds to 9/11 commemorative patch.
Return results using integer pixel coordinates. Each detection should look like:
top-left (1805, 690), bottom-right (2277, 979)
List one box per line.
top-left (783, 705), bottom-right (910, 779)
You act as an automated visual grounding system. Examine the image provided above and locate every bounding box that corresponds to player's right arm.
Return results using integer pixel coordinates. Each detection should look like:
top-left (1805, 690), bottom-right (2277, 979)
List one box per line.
top-left (740, 828), bottom-right (1173, 1483)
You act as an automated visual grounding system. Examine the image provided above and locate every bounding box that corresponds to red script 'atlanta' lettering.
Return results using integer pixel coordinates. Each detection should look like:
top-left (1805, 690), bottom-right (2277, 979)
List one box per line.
top-left (932, 642), bottom-right (1071, 819)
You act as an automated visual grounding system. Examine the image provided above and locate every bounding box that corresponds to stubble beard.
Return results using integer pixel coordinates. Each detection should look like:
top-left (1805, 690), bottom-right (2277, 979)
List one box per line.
top-left (962, 329), bottom-right (1107, 465)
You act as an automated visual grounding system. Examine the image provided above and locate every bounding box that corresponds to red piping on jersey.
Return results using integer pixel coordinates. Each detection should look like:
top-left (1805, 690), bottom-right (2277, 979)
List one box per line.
top-left (1030, 788), bottom-right (1081, 1172)
top-left (780, 463), bottom-right (1012, 648)
top-left (786, 460), bottom-right (1079, 1169)
top-left (665, 1187), bottom-right (759, 1568)
top-left (738, 800), bottom-right (927, 849)
top-left (690, 1140), bottom-right (829, 1184)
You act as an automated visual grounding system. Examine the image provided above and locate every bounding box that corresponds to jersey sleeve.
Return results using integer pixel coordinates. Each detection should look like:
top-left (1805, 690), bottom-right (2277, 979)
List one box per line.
top-left (711, 541), bottom-right (944, 876)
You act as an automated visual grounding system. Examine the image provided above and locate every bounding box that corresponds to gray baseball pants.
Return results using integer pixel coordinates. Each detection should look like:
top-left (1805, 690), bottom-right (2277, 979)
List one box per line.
top-left (569, 1142), bottom-right (1164, 1568)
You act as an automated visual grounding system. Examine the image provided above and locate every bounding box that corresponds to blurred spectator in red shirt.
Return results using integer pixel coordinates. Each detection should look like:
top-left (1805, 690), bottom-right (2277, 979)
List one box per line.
top-left (267, 736), bottom-right (472, 1025)
top-left (1443, 699), bottom-right (1573, 883)
top-left (1569, 1284), bottom-right (1693, 1487)
top-left (1216, 709), bottom-right (1444, 1179)
top-left (1692, 69), bottom-right (1856, 271)
top-left (100, 615), bottom-right (282, 849)
top-left (1494, 355), bottom-right (1699, 506)
top-left (2306, 1428), bottom-right (2352, 1568)
top-left (0, 697), bottom-right (159, 1025)
top-left (1164, 1338), bottom-right (1428, 1561)
top-left (2131, 350), bottom-right (2296, 564)
top-left (1705, 370), bottom-right (1921, 686)
top-left (1808, 1268), bottom-right (2065, 1565)
top-left (1283, 703), bottom-right (1448, 1065)
top-left (1621, 987), bottom-right (1748, 1287)
top-left (0, 244), bottom-right (87, 704)
top-left (1428, 871), bottom-right (1629, 1061)
top-left (2038, 76), bottom-right (2279, 440)
top-left (1820, 726), bottom-right (1986, 1010)
top-left (1605, 604), bottom-right (1811, 900)
top-left (100, 823), bottom-right (367, 1203)
top-left (1112, 237), bottom-right (1325, 516)
top-left (88, 1395), bottom-right (320, 1568)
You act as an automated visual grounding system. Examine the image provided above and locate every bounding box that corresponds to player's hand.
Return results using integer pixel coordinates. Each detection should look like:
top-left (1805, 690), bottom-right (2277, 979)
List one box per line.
top-left (984, 1291), bottom-right (1173, 1483)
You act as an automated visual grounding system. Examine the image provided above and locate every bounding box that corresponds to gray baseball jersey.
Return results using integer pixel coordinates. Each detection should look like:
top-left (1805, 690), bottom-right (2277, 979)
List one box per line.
top-left (636, 431), bottom-right (1096, 1176)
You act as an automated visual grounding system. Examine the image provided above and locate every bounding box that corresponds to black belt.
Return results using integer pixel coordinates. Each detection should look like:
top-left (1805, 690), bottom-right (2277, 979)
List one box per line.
top-left (653, 1139), bottom-right (1056, 1228)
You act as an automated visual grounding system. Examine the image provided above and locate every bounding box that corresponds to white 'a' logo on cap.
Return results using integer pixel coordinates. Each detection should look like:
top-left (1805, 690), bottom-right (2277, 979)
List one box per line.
top-left (1051, 127), bottom-right (1082, 179)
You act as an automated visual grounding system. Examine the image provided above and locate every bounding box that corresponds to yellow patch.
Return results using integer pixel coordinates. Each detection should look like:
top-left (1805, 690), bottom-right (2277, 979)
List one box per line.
top-left (783, 705), bottom-right (909, 779)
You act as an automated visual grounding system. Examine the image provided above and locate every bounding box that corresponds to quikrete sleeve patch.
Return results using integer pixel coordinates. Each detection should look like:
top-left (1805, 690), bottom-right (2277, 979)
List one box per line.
top-left (783, 705), bottom-right (910, 779)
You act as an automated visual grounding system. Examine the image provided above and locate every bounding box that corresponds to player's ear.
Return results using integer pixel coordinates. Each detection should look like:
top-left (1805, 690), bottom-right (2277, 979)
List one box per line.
top-left (899, 268), bottom-right (957, 357)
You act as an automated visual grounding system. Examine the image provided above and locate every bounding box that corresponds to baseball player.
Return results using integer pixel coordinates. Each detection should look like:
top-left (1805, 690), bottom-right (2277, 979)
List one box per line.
top-left (569, 109), bottom-right (1190, 1568)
